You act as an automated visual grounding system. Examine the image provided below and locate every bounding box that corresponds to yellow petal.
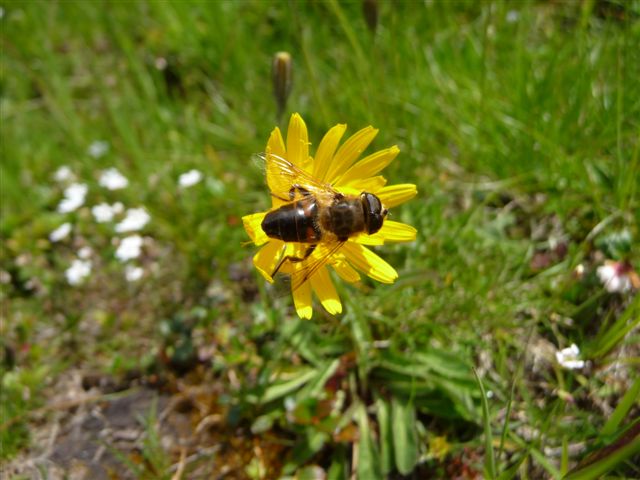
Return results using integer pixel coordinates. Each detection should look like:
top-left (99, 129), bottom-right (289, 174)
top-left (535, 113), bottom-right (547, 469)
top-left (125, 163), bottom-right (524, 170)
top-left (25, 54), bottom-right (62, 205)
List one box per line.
top-left (332, 260), bottom-right (361, 283)
top-left (267, 127), bottom-right (286, 158)
top-left (353, 233), bottom-right (385, 246)
top-left (278, 243), bottom-right (310, 275)
top-left (313, 123), bottom-right (347, 181)
top-left (286, 113), bottom-right (309, 167)
top-left (357, 220), bottom-right (417, 245)
top-left (292, 278), bottom-right (313, 319)
top-left (343, 175), bottom-right (387, 193)
top-left (310, 266), bottom-right (342, 315)
top-left (377, 184), bottom-right (418, 208)
top-left (326, 126), bottom-right (378, 183)
top-left (242, 212), bottom-right (269, 245)
top-left (342, 242), bottom-right (398, 284)
top-left (337, 146), bottom-right (400, 185)
top-left (253, 240), bottom-right (284, 283)
top-left (265, 147), bottom-right (287, 207)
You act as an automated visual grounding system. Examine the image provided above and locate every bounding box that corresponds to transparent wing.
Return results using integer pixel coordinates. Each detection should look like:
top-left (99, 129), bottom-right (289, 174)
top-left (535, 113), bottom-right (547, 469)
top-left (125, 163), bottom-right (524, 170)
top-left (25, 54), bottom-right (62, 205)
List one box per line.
top-left (258, 152), bottom-right (338, 203)
top-left (290, 241), bottom-right (346, 292)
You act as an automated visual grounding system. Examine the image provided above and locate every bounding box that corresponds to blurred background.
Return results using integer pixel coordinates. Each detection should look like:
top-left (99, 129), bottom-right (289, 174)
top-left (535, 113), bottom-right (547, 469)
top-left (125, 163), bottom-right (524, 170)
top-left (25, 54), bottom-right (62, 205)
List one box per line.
top-left (1, 1), bottom-right (639, 479)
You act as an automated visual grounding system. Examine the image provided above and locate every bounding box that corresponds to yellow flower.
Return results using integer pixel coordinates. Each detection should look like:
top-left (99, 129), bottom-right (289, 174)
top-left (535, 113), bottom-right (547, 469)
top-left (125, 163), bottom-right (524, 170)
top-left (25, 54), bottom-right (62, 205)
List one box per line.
top-left (243, 113), bottom-right (417, 319)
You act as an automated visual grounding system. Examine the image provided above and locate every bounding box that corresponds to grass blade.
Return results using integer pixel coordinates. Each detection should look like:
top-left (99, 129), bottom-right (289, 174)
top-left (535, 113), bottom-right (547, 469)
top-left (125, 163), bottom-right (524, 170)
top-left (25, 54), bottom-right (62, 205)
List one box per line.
top-left (564, 423), bottom-right (640, 480)
top-left (601, 377), bottom-right (640, 438)
top-left (473, 367), bottom-right (496, 479)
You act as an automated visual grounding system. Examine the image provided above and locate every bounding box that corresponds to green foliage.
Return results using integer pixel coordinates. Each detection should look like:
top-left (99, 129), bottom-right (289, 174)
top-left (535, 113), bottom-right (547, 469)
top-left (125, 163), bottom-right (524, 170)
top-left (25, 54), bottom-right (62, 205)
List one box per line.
top-left (1, 0), bottom-right (639, 477)
top-left (0, 365), bottom-right (49, 458)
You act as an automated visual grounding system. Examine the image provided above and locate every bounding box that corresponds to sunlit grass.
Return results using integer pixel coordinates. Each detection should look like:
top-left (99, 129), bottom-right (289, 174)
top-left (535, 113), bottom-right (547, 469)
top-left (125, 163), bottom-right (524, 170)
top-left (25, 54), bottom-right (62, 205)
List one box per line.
top-left (1, 1), bottom-right (638, 478)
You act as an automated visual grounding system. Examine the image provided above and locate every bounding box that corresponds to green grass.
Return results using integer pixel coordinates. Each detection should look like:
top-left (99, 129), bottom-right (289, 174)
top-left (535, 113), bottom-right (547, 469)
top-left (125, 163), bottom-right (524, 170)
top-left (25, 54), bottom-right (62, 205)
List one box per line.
top-left (1, 0), bottom-right (639, 478)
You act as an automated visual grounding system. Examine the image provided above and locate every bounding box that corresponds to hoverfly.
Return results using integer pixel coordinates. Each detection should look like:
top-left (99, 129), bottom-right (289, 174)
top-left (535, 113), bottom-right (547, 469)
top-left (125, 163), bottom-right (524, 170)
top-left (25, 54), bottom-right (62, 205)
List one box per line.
top-left (259, 152), bottom-right (388, 289)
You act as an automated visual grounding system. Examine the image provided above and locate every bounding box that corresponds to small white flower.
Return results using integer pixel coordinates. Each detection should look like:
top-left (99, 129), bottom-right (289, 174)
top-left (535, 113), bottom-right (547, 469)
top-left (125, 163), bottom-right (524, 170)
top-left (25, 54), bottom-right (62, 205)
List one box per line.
top-left (178, 169), bottom-right (203, 188)
top-left (57, 183), bottom-right (88, 213)
top-left (284, 397), bottom-right (296, 412)
top-left (155, 57), bottom-right (168, 70)
top-left (125, 265), bottom-right (144, 282)
top-left (49, 222), bottom-right (72, 242)
top-left (78, 246), bottom-right (92, 259)
top-left (65, 259), bottom-right (92, 285)
top-left (53, 166), bottom-right (73, 182)
top-left (92, 202), bottom-right (124, 223)
top-left (555, 344), bottom-right (585, 370)
top-left (115, 235), bottom-right (144, 262)
top-left (99, 168), bottom-right (129, 190)
top-left (88, 140), bottom-right (109, 159)
top-left (597, 261), bottom-right (634, 293)
top-left (506, 10), bottom-right (519, 23)
top-left (115, 208), bottom-right (150, 233)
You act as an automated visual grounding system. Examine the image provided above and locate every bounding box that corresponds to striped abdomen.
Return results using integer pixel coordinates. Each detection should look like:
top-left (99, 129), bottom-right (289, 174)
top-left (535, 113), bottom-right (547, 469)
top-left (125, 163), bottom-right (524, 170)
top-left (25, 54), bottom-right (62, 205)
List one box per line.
top-left (261, 198), bottom-right (322, 243)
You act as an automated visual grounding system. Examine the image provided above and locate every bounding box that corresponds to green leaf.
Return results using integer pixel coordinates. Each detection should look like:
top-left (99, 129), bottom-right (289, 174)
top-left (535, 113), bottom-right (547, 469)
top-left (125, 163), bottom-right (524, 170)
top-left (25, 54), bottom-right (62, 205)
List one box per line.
top-left (250, 411), bottom-right (277, 434)
top-left (414, 348), bottom-right (475, 382)
top-left (391, 395), bottom-right (419, 475)
top-left (594, 229), bottom-right (633, 259)
top-left (295, 465), bottom-right (326, 480)
top-left (356, 403), bottom-right (383, 480)
top-left (590, 298), bottom-right (640, 358)
top-left (261, 368), bottom-right (318, 404)
top-left (283, 428), bottom-right (328, 475)
top-left (297, 359), bottom-right (340, 400)
top-left (375, 395), bottom-right (394, 475)
top-left (327, 446), bottom-right (348, 480)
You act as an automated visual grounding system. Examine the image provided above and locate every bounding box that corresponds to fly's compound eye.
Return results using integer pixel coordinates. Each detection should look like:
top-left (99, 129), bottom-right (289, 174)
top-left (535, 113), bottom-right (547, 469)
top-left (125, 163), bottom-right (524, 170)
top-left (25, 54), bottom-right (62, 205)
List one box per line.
top-left (362, 192), bottom-right (385, 235)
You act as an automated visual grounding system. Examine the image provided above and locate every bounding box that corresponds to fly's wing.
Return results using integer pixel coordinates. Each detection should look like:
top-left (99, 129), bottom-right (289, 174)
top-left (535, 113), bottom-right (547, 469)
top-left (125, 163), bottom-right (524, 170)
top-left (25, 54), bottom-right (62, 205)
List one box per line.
top-left (290, 241), bottom-right (346, 292)
top-left (259, 152), bottom-right (337, 203)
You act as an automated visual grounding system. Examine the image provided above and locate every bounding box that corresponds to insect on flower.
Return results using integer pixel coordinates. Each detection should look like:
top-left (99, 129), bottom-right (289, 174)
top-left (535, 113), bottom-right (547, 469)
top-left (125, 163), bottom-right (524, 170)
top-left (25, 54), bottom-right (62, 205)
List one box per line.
top-left (243, 113), bottom-right (417, 319)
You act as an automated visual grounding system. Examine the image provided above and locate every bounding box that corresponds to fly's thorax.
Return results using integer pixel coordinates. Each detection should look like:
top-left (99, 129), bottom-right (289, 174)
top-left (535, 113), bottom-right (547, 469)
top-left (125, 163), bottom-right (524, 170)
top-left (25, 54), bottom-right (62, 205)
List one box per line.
top-left (320, 196), bottom-right (367, 241)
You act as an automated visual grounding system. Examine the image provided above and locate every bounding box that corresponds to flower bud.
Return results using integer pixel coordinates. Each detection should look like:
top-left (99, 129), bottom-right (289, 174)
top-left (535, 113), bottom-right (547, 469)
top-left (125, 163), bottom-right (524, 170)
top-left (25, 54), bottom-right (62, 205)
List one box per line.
top-left (362, 0), bottom-right (378, 33)
top-left (272, 52), bottom-right (293, 120)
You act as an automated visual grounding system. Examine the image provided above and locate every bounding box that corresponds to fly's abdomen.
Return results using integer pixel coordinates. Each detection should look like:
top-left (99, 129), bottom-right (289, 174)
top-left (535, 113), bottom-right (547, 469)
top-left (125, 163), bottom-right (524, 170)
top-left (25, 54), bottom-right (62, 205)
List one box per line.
top-left (261, 199), bottom-right (321, 243)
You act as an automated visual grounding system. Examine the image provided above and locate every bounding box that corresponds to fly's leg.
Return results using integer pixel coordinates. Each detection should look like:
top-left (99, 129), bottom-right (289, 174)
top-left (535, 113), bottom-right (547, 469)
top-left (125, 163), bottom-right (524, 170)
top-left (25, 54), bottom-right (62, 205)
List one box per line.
top-left (271, 185), bottom-right (312, 202)
top-left (289, 185), bottom-right (312, 200)
top-left (270, 192), bottom-right (289, 202)
top-left (271, 244), bottom-right (317, 278)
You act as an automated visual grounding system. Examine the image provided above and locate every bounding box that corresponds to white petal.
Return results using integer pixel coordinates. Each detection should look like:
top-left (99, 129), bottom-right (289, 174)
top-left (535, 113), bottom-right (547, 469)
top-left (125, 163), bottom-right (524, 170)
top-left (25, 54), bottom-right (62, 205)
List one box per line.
top-left (57, 183), bottom-right (88, 213)
top-left (556, 344), bottom-right (585, 370)
top-left (115, 208), bottom-right (150, 233)
top-left (65, 259), bottom-right (92, 285)
top-left (49, 222), bottom-right (72, 242)
top-left (125, 265), bottom-right (144, 282)
top-left (88, 140), bottom-right (109, 158)
top-left (53, 166), bottom-right (73, 182)
top-left (596, 265), bottom-right (615, 283)
top-left (92, 203), bottom-right (116, 223)
top-left (99, 168), bottom-right (129, 190)
top-left (178, 169), bottom-right (203, 188)
top-left (115, 235), bottom-right (144, 262)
